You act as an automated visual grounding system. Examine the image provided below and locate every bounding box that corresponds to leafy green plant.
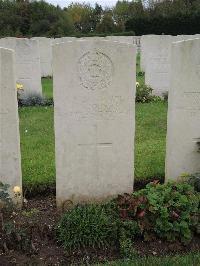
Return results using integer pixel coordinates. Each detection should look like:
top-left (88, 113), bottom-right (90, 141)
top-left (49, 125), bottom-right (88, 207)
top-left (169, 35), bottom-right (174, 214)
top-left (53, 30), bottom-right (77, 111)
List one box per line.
top-left (116, 182), bottom-right (199, 243)
top-left (136, 71), bottom-right (145, 78)
top-left (0, 182), bottom-right (32, 253)
top-left (187, 173), bottom-right (200, 192)
top-left (57, 203), bottom-right (119, 251)
top-left (119, 221), bottom-right (139, 259)
top-left (18, 92), bottom-right (53, 107)
top-left (0, 182), bottom-right (13, 214)
top-left (119, 232), bottom-right (136, 259)
top-left (136, 84), bottom-right (154, 103)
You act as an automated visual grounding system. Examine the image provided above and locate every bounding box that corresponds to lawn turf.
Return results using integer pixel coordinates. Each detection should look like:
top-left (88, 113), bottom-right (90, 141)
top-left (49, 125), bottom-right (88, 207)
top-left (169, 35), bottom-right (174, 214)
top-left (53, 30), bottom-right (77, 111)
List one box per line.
top-left (20, 55), bottom-right (167, 191)
top-left (19, 101), bottom-right (167, 191)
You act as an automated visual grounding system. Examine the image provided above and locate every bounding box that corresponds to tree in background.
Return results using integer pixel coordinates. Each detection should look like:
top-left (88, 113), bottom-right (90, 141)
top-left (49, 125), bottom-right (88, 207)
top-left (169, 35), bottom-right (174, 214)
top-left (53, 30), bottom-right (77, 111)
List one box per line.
top-left (66, 3), bottom-right (94, 33)
top-left (0, 0), bottom-right (200, 37)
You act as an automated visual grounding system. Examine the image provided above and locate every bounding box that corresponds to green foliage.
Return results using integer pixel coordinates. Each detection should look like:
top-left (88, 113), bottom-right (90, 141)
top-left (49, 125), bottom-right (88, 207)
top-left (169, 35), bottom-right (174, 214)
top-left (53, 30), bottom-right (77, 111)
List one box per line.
top-left (0, 182), bottom-right (13, 213)
top-left (18, 93), bottom-right (53, 107)
top-left (119, 232), bottom-right (138, 259)
top-left (136, 84), bottom-right (154, 103)
top-left (187, 173), bottom-right (200, 192)
top-left (117, 182), bottom-right (200, 243)
top-left (0, 182), bottom-right (32, 253)
top-left (102, 252), bottom-right (200, 266)
top-left (57, 181), bottom-right (199, 255)
top-left (136, 83), bottom-right (163, 104)
top-left (126, 1), bottom-right (200, 35)
top-left (2, 0), bottom-right (200, 36)
top-left (119, 220), bottom-right (139, 259)
top-left (96, 12), bottom-right (123, 33)
top-left (57, 203), bottom-right (119, 251)
top-left (0, 0), bottom-right (73, 37)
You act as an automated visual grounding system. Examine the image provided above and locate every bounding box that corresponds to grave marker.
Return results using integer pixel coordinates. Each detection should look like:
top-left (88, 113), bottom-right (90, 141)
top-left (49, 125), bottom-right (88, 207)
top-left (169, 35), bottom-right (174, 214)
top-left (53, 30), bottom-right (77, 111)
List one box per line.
top-left (53, 40), bottom-right (136, 206)
top-left (0, 48), bottom-right (22, 201)
top-left (166, 38), bottom-right (200, 180)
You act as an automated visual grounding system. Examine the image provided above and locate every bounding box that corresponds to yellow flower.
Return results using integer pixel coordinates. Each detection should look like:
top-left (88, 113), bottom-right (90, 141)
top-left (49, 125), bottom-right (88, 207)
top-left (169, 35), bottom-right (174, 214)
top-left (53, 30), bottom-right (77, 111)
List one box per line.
top-left (136, 82), bottom-right (140, 87)
top-left (16, 83), bottom-right (23, 90)
top-left (13, 186), bottom-right (21, 194)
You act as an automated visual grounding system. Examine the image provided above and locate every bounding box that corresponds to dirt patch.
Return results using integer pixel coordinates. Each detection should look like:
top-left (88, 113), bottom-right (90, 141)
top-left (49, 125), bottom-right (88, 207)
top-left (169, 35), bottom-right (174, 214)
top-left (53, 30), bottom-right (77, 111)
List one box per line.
top-left (24, 178), bottom-right (165, 199)
top-left (0, 191), bottom-right (199, 265)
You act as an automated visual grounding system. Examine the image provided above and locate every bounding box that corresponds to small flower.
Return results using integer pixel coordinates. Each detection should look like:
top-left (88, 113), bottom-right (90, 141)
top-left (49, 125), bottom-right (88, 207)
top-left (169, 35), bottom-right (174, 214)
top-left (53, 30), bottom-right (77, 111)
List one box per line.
top-left (136, 82), bottom-right (140, 87)
top-left (13, 186), bottom-right (21, 194)
top-left (16, 83), bottom-right (23, 91)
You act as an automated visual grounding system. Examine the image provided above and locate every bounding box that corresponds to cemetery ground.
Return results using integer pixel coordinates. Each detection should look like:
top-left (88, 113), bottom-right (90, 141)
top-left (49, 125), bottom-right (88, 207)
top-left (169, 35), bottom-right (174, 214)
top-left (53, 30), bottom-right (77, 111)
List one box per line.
top-left (1, 79), bottom-right (199, 265)
top-left (19, 94), bottom-right (167, 194)
top-left (1, 67), bottom-right (200, 264)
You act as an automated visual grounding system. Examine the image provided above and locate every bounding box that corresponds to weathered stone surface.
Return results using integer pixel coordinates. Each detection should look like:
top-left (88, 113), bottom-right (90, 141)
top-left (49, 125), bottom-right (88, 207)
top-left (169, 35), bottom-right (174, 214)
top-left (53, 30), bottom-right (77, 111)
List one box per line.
top-left (140, 35), bottom-right (153, 71)
top-left (141, 34), bottom-right (200, 77)
top-left (166, 38), bottom-right (200, 180)
top-left (53, 40), bottom-right (136, 206)
top-left (0, 48), bottom-right (22, 199)
top-left (105, 36), bottom-right (133, 44)
top-left (52, 37), bottom-right (76, 45)
top-left (133, 36), bottom-right (141, 51)
top-left (174, 34), bottom-right (200, 42)
top-left (144, 35), bottom-right (173, 96)
top-left (105, 36), bottom-right (141, 51)
top-left (32, 37), bottom-right (53, 77)
top-left (0, 37), bottom-right (42, 95)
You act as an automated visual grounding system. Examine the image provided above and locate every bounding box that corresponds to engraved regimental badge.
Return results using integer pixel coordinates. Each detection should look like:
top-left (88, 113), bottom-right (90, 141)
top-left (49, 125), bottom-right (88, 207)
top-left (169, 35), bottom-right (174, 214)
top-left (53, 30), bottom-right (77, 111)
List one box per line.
top-left (78, 50), bottom-right (113, 91)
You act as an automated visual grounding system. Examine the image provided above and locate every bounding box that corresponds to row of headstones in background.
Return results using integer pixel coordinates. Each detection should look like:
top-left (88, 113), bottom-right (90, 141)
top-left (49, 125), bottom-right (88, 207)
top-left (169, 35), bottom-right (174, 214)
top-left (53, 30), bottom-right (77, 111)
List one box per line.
top-left (0, 36), bottom-right (140, 91)
top-left (1, 38), bottom-right (199, 207)
top-left (33, 36), bottom-right (141, 78)
top-left (140, 34), bottom-right (200, 96)
top-left (0, 37), bottom-right (42, 96)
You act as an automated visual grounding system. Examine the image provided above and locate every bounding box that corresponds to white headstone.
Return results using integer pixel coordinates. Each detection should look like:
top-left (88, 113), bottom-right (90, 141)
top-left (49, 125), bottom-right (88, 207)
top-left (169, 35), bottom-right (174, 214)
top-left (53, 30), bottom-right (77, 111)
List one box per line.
top-left (141, 34), bottom-right (200, 74)
top-left (0, 37), bottom-right (42, 95)
top-left (140, 35), bottom-right (153, 71)
top-left (105, 36), bottom-right (133, 44)
top-left (53, 40), bottom-right (136, 206)
top-left (80, 37), bottom-right (106, 42)
top-left (32, 37), bottom-right (53, 77)
top-left (52, 37), bottom-right (76, 45)
top-left (144, 35), bottom-right (173, 96)
top-left (174, 34), bottom-right (200, 42)
top-left (166, 38), bottom-right (200, 180)
top-left (133, 36), bottom-right (141, 51)
top-left (0, 48), bottom-right (22, 199)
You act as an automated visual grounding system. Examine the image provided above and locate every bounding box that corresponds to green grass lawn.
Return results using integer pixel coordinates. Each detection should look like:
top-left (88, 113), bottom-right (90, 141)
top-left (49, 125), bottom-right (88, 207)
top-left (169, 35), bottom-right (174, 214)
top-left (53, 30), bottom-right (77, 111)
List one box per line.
top-left (19, 80), bottom-right (167, 190)
top-left (42, 77), bottom-right (53, 98)
top-left (136, 53), bottom-right (145, 85)
top-left (135, 101), bottom-right (167, 180)
top-left (19, 106), bottom-right (55, 190)
top-left (19, 55), bottom-right (167, 191)
top-left (99, 252), bottom-right (200, 266)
